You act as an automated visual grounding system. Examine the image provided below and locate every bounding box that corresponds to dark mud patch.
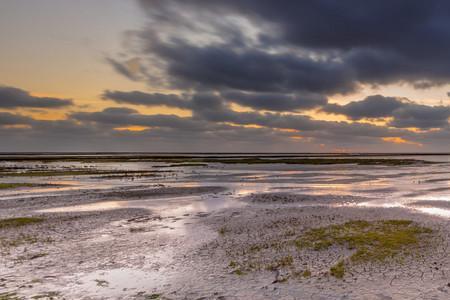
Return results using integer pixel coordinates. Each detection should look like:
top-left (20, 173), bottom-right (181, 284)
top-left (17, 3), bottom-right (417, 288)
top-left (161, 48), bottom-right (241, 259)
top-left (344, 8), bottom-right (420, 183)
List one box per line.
top-left (0, 169), bottom-right (169, 178)
top-left (102, 186), bottom-right (226, 200)
top-left (243, 192), bottom-right (369, 205)
top-left (424, 178), bottom-right (450, 183)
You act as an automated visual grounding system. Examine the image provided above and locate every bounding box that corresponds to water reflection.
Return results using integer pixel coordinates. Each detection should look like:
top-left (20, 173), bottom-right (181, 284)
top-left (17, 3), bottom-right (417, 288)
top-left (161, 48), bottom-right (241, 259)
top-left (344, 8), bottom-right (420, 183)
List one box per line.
top-left (38, 194), bottom-right (246, 217)
top-left (2, 155), bottom-right (449, 218)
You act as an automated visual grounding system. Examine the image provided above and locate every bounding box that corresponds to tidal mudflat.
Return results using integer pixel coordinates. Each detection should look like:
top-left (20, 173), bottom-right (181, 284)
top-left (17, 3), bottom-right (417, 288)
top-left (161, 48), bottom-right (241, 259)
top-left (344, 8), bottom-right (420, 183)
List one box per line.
top-left (0, 154), bottom-right (449, 299)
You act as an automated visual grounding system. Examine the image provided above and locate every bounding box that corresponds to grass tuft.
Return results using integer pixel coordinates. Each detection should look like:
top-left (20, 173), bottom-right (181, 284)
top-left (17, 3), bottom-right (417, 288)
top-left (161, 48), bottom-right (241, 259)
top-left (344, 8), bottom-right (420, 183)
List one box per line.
top-left (302, 269), bottom-right (311, 278)
top-left (330, 260), bottom-right (345, 278)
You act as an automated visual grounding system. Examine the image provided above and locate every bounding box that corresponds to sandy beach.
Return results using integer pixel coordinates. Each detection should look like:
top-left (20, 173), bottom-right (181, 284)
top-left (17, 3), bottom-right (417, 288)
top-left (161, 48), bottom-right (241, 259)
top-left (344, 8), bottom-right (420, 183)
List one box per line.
top-left (0, 154), bottom-right (449, 299)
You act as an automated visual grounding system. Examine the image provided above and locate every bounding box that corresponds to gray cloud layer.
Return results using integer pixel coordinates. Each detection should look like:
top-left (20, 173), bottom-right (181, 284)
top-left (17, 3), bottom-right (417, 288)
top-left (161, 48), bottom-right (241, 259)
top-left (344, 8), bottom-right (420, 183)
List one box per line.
top-left (110, 0), bottom-right (450, 95)
top-left (324, 95), bottom-right (450, 129)
top-left (0, 86), bottom-right (73, 109)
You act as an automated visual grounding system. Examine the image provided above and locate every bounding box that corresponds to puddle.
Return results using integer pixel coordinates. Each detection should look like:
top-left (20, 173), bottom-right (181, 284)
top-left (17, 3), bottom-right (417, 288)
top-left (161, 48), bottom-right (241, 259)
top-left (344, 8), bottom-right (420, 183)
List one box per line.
top-left (72, 268), bottom-right (166, 298)
top-left (414, 206), bottom-right (450, 218)
top-left (38, 193), bottom-right (247, 217)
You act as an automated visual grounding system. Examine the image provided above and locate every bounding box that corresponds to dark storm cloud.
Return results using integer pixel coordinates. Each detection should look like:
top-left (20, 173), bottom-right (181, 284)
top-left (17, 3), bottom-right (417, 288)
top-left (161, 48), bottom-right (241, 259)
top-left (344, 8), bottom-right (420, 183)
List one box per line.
top-left (128, 0), bottom-right (450, 93)
top-left (323, 95), bottom-right (450, 129)
top-left (100, 88), bottom-right (450, 132)
top-left (389, 104), bottom-right (450, 129)
top-left (151, 43), bottom-right (356, 94)
top-left (323, 95), bottom-right (406, 120)
top-left (98, 0), bottom-right (450, 150)
top-left (0, 86), bottom-right (73, 108)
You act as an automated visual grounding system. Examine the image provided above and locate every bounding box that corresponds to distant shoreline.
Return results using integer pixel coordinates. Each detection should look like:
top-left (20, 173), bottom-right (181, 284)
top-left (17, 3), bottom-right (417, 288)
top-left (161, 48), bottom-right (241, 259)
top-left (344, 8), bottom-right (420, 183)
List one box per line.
top-left (0, 152), bottom-right (450, 157)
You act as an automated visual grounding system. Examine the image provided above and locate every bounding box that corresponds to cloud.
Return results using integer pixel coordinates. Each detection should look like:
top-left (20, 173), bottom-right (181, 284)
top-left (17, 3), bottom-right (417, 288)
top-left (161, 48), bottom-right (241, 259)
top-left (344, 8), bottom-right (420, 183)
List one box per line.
top-left (323, 95), bottom-right (406, 120)
top-left (151, 43), bottom-right (356, 94)
top-left (102, 90), bottom-right (191, 109)
top-left (100, 1), bottom-right (450, 146)
top-left (389, 104), bottom-right (450, 129)
top-left (71, 107), bottom-right (210, 131)
top-left (323, 95), bottom-right (450, 129)
top-left (221, 91), bottom-right (327, 111)
top-left (103, 88), bottom-right (328, 113)
top-left (1, 102), bottom-right (447, 152)
top-left (0, 86), bottom-right (73, 108)
top-left (0, 112), bottom-right (33, 125)
top-left (105, 58), bottom-right (147, 81)
top-left (111, 1), bottom-right (450, 94)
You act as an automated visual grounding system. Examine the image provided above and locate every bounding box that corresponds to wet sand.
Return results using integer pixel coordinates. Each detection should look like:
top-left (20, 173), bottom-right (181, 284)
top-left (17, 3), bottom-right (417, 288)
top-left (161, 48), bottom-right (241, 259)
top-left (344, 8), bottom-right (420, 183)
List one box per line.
top-left (0, 155), bottom-right (449, 299)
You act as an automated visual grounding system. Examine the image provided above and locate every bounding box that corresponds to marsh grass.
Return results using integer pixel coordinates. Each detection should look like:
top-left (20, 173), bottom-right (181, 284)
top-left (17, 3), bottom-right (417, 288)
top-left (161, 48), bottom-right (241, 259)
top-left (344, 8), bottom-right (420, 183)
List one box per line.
top-left (233, 269), bottom-right (245, 275)
top-left (30, 292), bottom-right (60, 299)
top-left (295, 219), bottom-right (433, 278)
top-left (0, 217), bottom-right (44, 229)
top-left (0, 183), bottom-right (37, 189)
top-left (330, 260), bottom-right (345, 278)
top-left (296, 220), bottom-right (432, 263)
top-left (198, 158), bottom-right (427, 166)
top-left (225, 219), bottom-right (434, 280)
top-left (302, 269), bottom-right (311, 278)
top-left (0, 154), bottom-right (433, 166)
top-left (0, 292), bottom-right (22, 300)
top-left (266, 255), bottom-right (294, 271)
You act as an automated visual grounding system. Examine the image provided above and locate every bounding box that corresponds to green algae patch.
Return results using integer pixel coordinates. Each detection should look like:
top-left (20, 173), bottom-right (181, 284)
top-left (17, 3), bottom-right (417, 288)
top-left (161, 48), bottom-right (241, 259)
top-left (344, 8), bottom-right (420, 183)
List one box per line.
top-left (330, 260), bottom-right (345, 278)
top-left (214, 211), bottom-right (438, 283)
top-left (297, 219), bottom-right (432, 263)
top-left (302, 269), bottom-right (311, 278)
top-left (0, 183), bottom-right (37, 189)
top-left (0, 217), bottom-right (44, 229)
top-left (0, 292), bottom-right (23, 300)
top-left (296, 219), bottom-right (433, 278)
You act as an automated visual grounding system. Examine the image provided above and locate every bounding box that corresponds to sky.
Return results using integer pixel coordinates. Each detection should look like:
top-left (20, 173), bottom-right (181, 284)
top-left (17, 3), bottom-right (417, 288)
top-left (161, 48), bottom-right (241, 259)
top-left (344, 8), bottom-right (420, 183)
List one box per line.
top-left (1, 0), bottom-right (450, 152)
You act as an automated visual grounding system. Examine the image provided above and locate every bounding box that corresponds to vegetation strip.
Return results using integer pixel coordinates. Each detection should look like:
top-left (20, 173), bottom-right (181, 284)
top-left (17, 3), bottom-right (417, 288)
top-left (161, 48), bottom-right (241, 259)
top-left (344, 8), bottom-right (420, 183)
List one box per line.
top-left (222, 219), bottom-right (434, 280)
top-left (0, 217), bottom-right (44, 229)
top-left (0, 183), bottom-right (38, 189)
top-left (0, 154), bottom-right (435, 166)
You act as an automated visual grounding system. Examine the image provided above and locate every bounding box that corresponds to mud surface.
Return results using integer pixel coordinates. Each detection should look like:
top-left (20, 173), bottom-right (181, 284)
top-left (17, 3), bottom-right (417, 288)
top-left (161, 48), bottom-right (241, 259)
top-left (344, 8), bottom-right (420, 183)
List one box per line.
top-left (0, 154), bottom-right (449, 299)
